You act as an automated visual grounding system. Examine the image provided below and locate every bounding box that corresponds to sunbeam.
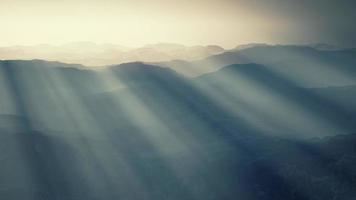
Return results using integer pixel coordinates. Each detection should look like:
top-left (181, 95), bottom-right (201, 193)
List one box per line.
top-left (1, 6), bottom-right (356, 197)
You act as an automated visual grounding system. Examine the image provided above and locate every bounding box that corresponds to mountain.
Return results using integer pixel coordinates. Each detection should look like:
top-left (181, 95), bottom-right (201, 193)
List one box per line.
top-left (1, 119), bottom-right (356, 200)
top-left (234, 43), bottom-right (269, 50)
top-left (108, 62), bottom-right (183, 83)
top-left (194, 63), bottom-right (356, 137)
top-left (0, 43), bottom-right (225, 66)
top-left (1, 59), bottom-right (355, 138)
top-left (308, 43), bottom-right (344, 51)
top-left (0, 58), bottom-right (356, 199)
top-left (157, 45), bottom-right (356, 83)
top-left (0, 42), bottom-right (129, 66)
top-left (234, 43), bottom-right (344, 51)
top-left (0, 60), bottom-right (106, 133)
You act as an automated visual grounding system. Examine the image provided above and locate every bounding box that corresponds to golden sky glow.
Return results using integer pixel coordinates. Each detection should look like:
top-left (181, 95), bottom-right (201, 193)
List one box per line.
top-left (0, 0), bottom-right (291, 48)
top-left (1, 0), bottom-right (354, 48)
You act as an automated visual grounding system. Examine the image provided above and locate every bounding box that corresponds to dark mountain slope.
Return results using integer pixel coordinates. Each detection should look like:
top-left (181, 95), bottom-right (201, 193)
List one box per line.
top-left (0, 60), bottom-right (356, 199)
top-left (158, 45), bottom-right (356, 87)
top-left (194, 63), bottom-right (356, 137)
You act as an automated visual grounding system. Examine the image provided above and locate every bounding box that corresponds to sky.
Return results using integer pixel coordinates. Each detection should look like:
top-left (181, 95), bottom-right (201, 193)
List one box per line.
top-left (0, 0), bottom-right (355, 48)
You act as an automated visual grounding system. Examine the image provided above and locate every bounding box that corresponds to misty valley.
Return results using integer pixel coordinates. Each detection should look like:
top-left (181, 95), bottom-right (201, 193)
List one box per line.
top-left (1, 45), bottom-right (356, 200)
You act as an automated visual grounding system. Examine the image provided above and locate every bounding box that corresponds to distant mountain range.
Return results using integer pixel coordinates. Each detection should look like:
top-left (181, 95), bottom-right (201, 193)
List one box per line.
top-left (0, 42), bottom-right (224, 66)
top-left (0, 42), bottom-right (346, 67)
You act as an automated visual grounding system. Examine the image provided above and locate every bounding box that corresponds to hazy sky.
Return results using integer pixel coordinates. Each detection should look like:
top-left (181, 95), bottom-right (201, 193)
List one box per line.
top-left (0, 0), bottom-right (355, 48)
